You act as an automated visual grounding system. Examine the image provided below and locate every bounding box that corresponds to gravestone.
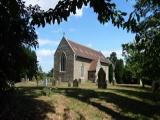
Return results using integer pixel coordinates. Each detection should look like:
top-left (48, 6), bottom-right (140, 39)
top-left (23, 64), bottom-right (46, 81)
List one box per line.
top-left (73, 79), bottom-right (79, 87)
top-left (78, 78), bottom-right (81, 84)
top-left (44, 78), bottom-right (48, 87)
top-left (68, 81), bottom-right (71, 87)
top-left (97, 68), bottom-right (107, 89)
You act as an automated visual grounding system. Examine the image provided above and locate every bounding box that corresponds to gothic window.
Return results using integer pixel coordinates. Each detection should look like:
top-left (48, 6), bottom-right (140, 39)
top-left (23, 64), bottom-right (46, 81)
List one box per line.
top-left (60, 52), bottom-right (66, 71)
top-left (81, 64), bottom-right (84, 77)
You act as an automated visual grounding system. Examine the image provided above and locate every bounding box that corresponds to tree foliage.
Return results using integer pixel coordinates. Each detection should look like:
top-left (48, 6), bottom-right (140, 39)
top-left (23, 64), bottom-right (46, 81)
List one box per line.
top-left (47, 68), bottom-right (54, 77)
top-left (115, 59), bottom-right (124, 83)
top-left (31, 0), bottom-right (127, 27)
top-left (108, 52), bottom-right (124, 84)
top-left (109, 52), bottom-right (117, 65)
top-left (109, 64), bottom-right (113, 83)
top-left (20, 48), bottom-right (38, 80)
top-left (122, 0), bottom-right (160, 82)
top-left (0, 0), bottom-right (38, 91)
top-left (36, 66), bottom-right (44, 80)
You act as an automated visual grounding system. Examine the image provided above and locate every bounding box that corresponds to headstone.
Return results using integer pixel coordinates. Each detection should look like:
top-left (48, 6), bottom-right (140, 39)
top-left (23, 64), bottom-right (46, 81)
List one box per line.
top-left (97, 68), bottom-right (107, 89)
top-left (44, 78), bottom-right (48, 87)
top-left (140, 79), bottom-right (143, 86)
top-left (78, 79), bottom-right (81, 84)
top-left (73, 79), bottom-right (79, 87)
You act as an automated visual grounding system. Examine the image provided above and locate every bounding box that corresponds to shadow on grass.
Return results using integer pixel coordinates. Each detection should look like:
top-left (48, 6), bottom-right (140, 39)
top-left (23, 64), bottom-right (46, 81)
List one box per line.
top-left (115, 84), bottom-right (151, 91)
top-left (54, 88), bottom-right (160, 120)
top-left (108, 88), bottom-right (160, 102)
top-left (0, 88), bottom-right (55, 120)
top-left (1, 86), bottom-right (159, 120)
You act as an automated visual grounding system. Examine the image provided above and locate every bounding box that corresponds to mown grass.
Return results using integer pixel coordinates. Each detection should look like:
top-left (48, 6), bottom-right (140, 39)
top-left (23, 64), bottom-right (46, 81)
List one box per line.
top-left (0, 81), bottom-right (160, 120)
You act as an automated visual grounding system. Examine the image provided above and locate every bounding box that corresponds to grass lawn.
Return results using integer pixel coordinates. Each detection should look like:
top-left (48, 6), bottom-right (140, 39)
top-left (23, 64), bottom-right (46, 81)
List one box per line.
top-left (1, 81), bottom-right (160, 120)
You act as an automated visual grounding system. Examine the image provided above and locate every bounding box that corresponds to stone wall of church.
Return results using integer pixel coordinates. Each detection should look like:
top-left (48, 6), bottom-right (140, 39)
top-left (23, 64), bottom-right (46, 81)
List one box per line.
top-left (74, 57), bottom-right (91, 82)
top-left (54, 39), bottom-right (74, 82)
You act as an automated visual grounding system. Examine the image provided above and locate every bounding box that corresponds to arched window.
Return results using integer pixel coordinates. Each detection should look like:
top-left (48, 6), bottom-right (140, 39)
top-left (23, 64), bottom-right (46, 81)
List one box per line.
top-left (81, 64), bottom-right (84, 77)
top-left (60, 52), bottom-right (66, 71)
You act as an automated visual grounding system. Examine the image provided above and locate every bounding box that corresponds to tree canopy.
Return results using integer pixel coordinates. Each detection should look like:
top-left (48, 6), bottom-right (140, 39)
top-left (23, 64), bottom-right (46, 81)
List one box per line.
top-left (108, 52), bottom-right (124, 84)
top-left (0, 0), bottom-right (38, 91)
top-left (20, 47), bottom-right (38, 80)
top-left (30, 0), bottom-right (127, 28)
top-left (122, 0), bottom-right (160, 82)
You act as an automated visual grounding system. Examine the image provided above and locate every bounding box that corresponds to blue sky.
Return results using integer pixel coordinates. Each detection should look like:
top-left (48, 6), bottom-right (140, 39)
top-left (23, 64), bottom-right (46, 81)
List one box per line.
top-left (25, 0), bottom-right (135, 72)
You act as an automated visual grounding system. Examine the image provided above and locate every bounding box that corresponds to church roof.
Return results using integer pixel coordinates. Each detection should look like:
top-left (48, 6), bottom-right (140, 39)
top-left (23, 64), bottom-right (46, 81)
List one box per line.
top-left (65, 38), bottom-right (110, 64)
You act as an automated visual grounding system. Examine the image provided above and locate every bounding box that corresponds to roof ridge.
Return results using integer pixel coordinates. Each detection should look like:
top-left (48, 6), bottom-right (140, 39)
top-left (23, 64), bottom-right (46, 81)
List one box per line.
top-left (67, 39), bottom-right (101, 54)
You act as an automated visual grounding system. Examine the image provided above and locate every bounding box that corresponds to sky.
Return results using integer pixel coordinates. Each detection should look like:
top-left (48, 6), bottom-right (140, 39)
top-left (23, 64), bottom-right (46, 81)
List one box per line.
top-left (24, 0), bottom-right (136, 72)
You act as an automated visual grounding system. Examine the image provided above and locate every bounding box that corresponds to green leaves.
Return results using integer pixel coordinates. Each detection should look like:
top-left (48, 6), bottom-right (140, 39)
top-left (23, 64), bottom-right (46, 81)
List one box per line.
top-left (123, 0), bottom-right (160, 81)
top-left (0, 0), bottom-right (39, 91)
top-left (31, 0), bottom-right (126, 28)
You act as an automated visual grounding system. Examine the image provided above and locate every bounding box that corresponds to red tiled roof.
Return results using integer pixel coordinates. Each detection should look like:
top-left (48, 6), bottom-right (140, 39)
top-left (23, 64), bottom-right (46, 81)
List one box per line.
top-left (66, 39), bottom-right (109, 64)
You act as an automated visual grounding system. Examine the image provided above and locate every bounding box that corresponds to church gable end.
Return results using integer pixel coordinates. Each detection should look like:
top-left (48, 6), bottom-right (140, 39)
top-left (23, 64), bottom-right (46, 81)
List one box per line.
top-left (54, 37), bottom-right (74, 82)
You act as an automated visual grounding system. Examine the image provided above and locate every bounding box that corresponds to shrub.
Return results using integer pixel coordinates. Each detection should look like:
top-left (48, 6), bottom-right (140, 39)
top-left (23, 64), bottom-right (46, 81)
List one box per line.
top-left (41, 87), bottom-right (52, 96)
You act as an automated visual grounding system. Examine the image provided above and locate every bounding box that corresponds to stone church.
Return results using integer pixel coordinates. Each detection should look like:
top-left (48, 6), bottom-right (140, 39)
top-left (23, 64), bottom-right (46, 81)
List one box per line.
top-left (54, 37), bottom-right (110, 83)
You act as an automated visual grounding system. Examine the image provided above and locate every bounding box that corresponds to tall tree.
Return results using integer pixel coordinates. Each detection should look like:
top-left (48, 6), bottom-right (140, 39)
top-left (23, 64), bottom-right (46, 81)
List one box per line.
top-left (115, 59), bottom-right (124, 83)
top-left (109, 52), bottom-right (117, 65)
top-left (108, 64), bottom-right (113, 83)
top-left (20, 48), bottom-right (38, 80)
top-left (123, 0), bottom-right (160, 83)
top-left (0, 0), bottom-right (38, 91)
top-left (47, 68), bottom-right (54, 77)
top-left (108, 52), bottom-right (124, 84)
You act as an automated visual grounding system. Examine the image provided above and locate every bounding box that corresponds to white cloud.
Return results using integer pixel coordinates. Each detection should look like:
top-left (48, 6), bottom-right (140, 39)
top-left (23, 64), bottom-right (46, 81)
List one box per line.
top-left (24, 0), bottom-right (60, 11)
top-left (38, 38), bottom-right (60, 46)
top-left (24, 0), bottom-right (85, 17)
top-left (71, 7), bottom-right (84, 17)
top-left (36, 49), bottom-right (55, 58)
top-left (101, 49), bottom-right (123, 59)
top-left (75, 8), bottom-right (83, 17)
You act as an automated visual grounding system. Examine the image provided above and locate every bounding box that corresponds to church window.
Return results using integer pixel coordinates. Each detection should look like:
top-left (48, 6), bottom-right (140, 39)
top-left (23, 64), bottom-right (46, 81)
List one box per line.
top-left (60, 52), bottom-right (66, 71)
top-left (81, 64), bottom-right (84, 77)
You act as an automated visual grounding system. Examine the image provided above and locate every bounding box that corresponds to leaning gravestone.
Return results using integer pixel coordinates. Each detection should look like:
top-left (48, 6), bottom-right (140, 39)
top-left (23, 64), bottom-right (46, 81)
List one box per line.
top-left (97, 68), bottom-right (107, 89)
top-left (73, 79), bottom-right (79, 87)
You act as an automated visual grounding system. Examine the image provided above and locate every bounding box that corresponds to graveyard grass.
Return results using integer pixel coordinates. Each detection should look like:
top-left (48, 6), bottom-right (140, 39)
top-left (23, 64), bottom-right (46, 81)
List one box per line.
top-left (1, 81), bottom-right (160, 120)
